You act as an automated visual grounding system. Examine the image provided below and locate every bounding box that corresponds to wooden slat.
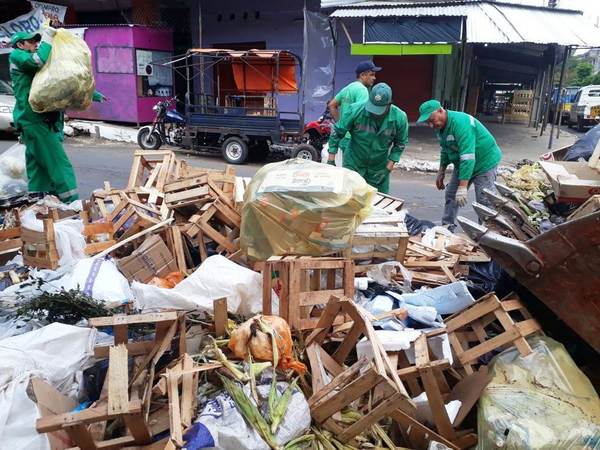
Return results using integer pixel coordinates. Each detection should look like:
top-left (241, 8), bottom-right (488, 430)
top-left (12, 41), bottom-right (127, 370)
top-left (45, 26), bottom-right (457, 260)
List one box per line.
top-left (89, 313), bottom-right (178, 327)
top-left (108, 345), bottom-right (129, 415)
top-left (37, 400), bottom-right (143, 432)
top-left (214, 298), bottom-right (228, 337)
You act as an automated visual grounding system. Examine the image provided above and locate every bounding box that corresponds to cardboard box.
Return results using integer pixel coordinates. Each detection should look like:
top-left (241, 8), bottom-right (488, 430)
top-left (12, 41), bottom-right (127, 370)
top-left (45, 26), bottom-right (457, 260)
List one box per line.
top-left (117, 234), bottom-right (178, 283)
top-left (539, 161), bottom-right (600, 203)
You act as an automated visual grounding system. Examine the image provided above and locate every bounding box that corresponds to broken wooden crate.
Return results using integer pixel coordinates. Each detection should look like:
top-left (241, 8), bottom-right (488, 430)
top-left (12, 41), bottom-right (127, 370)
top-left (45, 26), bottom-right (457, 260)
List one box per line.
top-left (21, 216), bottom-right (59, 270)
top-left (263, 256), bottom-right (354, 331)
top-left (0, 209), bottom-right (22, 260)
top-left (305, 296), bottom-right (416, 444)
top-left (393, 334), bottom-right (479, 450)
top-left (392, 238), bottom-right (465, 286)
top-left (186, 198), bottom-right (241, 261)
top-left (37, 312), bottom-right (191, 449)
top-left (442, 292), bottom-right (541, 375)
top-left (109, 197), bottom-right (164, 241)
top-left (127, 150), bottom-right (178, 192)
top-left (80, 210), bottom-right (116, 256)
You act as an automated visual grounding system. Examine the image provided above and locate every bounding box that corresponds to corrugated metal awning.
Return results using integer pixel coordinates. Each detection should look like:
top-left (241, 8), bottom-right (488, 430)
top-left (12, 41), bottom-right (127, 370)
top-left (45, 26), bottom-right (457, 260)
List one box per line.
top-left (330, 0), bottom-right (600, 47)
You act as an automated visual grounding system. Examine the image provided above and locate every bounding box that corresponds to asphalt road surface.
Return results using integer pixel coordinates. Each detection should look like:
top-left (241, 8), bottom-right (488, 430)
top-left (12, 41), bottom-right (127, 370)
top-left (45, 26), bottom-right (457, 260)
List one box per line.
top-left (0, 135), bottom-right (478, 224)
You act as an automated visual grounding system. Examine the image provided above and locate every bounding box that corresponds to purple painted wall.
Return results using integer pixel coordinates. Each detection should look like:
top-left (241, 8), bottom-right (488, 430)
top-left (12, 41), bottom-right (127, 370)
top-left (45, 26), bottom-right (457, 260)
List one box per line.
top-left (197, 1), bottom-right (369, 122)
top-left (69, 26), bottom-right (173, 124)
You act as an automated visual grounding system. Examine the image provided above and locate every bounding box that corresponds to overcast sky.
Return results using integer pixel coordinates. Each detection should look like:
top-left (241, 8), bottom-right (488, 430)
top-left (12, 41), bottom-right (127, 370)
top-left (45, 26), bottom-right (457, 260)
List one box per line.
top-left (509, 0), bottom-right (600, 23)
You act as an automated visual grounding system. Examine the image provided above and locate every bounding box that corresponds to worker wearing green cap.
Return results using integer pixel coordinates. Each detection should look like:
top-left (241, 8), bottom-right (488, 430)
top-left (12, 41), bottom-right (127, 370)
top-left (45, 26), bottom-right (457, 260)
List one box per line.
top-left (9, 27), bottom-right (105, 203)
top-left (327, 83), bottom-right (408, 194)
top-left (327, 61), bottom-right (381, 156)
top-left (417, 99), bottom-right (502, 228)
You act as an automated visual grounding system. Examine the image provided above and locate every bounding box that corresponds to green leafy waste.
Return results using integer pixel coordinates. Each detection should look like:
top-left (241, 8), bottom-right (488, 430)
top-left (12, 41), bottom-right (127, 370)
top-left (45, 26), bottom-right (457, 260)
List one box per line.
top-left (15, 288), bottom-right (115, 325)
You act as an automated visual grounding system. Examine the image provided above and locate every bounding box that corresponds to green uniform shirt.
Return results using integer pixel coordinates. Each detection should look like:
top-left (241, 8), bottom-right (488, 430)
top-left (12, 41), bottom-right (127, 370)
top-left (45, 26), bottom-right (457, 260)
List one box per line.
top-left (9, 41), bottom-right (52, 129)
top-left (334, 80), bottom-right (370, 117)
top-left (437, 111), bottom-right (502, 181)
top-left (328, 102), bottom-right (408, 194)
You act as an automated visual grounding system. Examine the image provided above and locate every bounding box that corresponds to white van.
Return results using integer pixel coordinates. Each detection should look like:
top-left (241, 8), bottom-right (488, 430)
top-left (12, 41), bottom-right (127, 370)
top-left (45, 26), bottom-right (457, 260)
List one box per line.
top-left (569, 85), bottom-right (600, 131)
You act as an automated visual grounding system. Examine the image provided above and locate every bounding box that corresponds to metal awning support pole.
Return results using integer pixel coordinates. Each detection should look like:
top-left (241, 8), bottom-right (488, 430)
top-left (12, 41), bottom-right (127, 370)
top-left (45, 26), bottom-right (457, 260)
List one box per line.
top-left (548, 45), bottom-right (570, 149)
top-left (540, 45), bottom-right (556, 137)
top-left (534, 68), bottom-right (546, 131)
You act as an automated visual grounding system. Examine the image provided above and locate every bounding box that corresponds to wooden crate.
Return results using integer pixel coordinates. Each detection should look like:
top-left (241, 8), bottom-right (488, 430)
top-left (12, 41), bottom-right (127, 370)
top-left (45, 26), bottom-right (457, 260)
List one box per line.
top-left (344, 214), bottom-right (408, 269)
top-left (21, 217), bottom-right (59, 270)
top-left (0, 222), bottom-right (21, 259)
top-left (444, 292), bottom-right (541, 375)
top-left (80, 210), bottom-right (116, 256)
top-left (127, 150), bottom-right (177, 192)
top-left (110, 197), bottom-right (162, 241)
top-left (305, 296), bottom-right (415, 444)
top-left (262, 256), bottom-right (354, 331)
top-left (186, 198), bottom-right (241, 259)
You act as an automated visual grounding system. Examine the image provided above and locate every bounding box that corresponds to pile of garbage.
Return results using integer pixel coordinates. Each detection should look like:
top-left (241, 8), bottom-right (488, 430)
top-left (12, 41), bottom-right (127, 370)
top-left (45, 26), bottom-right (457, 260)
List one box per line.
top-left (0, 152), bottom-right (599, 450)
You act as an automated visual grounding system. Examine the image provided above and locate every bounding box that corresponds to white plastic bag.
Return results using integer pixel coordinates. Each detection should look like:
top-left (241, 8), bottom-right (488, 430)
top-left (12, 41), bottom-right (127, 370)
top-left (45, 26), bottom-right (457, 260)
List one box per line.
top-left (320, 142), bottom-right (343, 166)
top-left (0, 143), bottom-right (27, 200)
top-left (56, 257), bottom-right (133, 306)
top-left (0, 323), bottom-right (96, 450)
top-left (477, 335), bottom-right (600, 449)
top-left (132, 255), bottom-right (265, 316)
top-left (192, 381), bottom-right (310, 449)
top-left (20, 209), bottom-right (86, 267)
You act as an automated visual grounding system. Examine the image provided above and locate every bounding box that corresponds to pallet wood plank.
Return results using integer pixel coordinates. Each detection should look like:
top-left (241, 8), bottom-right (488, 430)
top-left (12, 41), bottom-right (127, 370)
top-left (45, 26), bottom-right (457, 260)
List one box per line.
top-left (214, 298), bottom-right (228, 337)
top-left (166, 368), bottom-right (184, 447)
top-left (107, 344), bottom-right (129, 415)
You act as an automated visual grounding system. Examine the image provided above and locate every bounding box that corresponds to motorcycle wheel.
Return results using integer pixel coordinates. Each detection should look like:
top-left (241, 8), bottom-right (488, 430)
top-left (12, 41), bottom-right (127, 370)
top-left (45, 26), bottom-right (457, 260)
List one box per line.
top-left (137, 128), bottom-right (162, 150)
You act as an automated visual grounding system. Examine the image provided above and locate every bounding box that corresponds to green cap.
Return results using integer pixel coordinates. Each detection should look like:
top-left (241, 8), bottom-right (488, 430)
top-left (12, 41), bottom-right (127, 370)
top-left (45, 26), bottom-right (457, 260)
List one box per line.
top-left (366, 82), bottom-right (392, 115)
top-left (11, 31), bottom-right (41, 48)
top-left (417, 99), bottom-right (442, 123)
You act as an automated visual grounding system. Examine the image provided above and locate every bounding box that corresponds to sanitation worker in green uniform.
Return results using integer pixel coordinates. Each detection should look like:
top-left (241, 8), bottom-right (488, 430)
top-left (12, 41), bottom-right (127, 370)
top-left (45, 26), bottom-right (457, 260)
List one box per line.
top-left (328, 60), bottom-right (381, 149)
top-left (10, 28), bottom-right (105, 203)
top-left (327, 83), bottom-right (408, 194)
top-left (417, 99), bottom-right (502, 228)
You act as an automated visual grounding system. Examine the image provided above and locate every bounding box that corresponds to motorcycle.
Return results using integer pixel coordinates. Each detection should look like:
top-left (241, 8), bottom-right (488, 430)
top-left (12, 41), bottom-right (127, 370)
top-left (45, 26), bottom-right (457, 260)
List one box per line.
top-left (137, 97), bottom-right (186, 150)
top-left (303, 107), bottom-right (333, 151)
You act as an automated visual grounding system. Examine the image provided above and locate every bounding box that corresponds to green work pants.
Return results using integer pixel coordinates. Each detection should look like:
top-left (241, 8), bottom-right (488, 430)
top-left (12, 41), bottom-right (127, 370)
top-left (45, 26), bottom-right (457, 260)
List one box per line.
top-left (21, 121), bottom-right (79, 203)
top-left (344, 161), bottom-right (391, 194)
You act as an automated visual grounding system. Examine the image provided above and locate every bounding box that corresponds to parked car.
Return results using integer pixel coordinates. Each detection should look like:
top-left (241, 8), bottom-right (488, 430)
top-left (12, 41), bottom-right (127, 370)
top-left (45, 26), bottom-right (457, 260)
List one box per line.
top-left (568, 85), bottom-right (600, 131)
top-left (0, 80), bottom-right (15, 132)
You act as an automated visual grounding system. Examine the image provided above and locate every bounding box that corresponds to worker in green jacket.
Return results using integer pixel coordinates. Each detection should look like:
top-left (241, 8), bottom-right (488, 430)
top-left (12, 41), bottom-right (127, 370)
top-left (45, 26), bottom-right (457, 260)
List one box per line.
top-left (10, 28), bottom-right (105, 203)
top-left (417, 99), bottom-right (502, 228)
top-left (328, 83), bottom-right (408, 194)
top-left (327, 61), bottom-right (380, 156)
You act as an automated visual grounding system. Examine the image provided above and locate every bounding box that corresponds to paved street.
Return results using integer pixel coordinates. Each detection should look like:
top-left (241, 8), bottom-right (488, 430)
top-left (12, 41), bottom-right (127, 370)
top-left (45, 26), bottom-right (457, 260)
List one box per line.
top-left (0, 122), bottom-right (586, 225)
top-left (0, 134), bottom-right (476, 224)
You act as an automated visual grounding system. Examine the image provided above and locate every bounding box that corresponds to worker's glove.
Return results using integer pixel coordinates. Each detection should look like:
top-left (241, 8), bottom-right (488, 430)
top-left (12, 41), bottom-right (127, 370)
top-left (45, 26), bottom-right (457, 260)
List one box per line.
top-left (435, 169), bottom-right (445, 190)
top-left (455, 186), bottom-right (468, 208)
top-left (326, 159), bottom-right (336, 166)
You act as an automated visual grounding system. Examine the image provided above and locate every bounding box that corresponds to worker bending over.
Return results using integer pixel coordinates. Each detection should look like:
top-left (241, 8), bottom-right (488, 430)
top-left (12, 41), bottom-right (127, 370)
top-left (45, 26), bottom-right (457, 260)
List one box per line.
top-left (417, 99), bottom-right (502, 229)
top-left (328, 83), bottom-right (408, 194)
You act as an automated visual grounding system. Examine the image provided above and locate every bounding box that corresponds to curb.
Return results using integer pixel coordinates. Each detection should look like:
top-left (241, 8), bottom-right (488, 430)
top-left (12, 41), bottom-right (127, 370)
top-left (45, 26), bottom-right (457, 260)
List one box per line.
top-left (68, 120), bottom-right (138, 144)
